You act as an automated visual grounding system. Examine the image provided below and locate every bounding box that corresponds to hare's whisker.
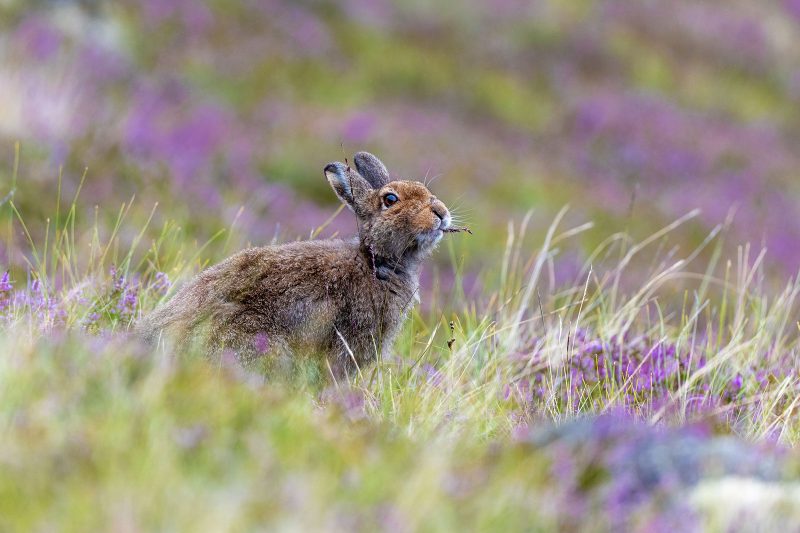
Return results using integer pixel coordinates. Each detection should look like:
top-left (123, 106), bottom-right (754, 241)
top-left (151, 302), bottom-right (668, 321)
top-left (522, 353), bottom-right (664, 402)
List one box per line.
top-left (425, 173), bottom-right (443, 187)
top-left (422, 167), bottom-right (432, 187)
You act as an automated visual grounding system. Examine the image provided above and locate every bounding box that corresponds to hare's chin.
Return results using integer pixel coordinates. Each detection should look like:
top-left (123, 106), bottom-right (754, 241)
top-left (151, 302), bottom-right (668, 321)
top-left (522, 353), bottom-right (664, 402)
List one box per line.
top-left (416, 228), bottom-right (444, 250)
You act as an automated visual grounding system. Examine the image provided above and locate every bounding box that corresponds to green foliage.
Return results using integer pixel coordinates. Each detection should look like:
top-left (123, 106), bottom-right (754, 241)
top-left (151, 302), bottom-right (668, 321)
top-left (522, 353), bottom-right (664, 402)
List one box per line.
top-left (1, 190), bottom-right (799, 528)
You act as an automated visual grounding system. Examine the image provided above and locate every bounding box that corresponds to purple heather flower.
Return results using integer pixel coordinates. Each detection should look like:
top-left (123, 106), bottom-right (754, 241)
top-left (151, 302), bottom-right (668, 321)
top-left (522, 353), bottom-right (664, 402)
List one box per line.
top-left (84, 312), bottom-right (102, 329)
top-left (342, 112), bottom-right (376, 144)
top-left (787, 0), bottom-right (800, 21)
top-left (729, 373), bottom-right (743, 393)
top-left (321, 386), bottom-right (367, 421)
top-left (140, 0), bottom-right (214, 35)
top-left (755, 370), bottom-right (770, 390)
top-left (109, 266), bottom-right (140, 322)
top-left (116, 287), bottom-right (138, 319)
top-left (151, 272), bottom-right (171, 296)
top-left (9, 277), bottom-right (67, 329)
top-left (522, 412), bottom-right (786, 528)
top-left (504, 329), bottom-right (733, 413)
top-left (420, 363), bottom-right (445, 388)
top-left (0, 272), bottom-right (11, 293)
top-left (0, 271), bottom-right (11, 312)
top-left (15, 16), bottom-right (63, 61)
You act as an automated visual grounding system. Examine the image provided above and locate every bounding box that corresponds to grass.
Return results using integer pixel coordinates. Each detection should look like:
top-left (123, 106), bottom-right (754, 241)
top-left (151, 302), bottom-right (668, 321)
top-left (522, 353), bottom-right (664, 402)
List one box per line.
top-left (3, 2), bottom-right (800, 529)
top-left (1, 180), bottom-right (800, 531)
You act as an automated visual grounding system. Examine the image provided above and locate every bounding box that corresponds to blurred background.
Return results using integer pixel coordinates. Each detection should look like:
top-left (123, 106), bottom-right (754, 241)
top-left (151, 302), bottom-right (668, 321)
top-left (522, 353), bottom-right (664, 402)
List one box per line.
top-left (1, 0), bottom-right (800, 294)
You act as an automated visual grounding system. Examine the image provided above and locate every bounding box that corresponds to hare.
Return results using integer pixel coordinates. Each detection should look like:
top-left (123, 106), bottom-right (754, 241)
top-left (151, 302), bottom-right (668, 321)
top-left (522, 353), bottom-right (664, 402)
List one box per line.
top-left (139, 152), bottom-right (457, 377)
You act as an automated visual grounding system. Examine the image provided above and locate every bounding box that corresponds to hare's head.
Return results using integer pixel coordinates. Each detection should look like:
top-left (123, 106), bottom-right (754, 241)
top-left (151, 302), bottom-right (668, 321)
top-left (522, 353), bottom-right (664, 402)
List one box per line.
top-left (324, 152), bottom-right (451, 264)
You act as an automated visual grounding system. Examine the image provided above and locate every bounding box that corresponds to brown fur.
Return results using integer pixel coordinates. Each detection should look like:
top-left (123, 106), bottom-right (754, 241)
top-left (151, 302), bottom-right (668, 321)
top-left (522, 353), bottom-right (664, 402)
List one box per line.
top-left (137, 152), bottom-right (452, 378)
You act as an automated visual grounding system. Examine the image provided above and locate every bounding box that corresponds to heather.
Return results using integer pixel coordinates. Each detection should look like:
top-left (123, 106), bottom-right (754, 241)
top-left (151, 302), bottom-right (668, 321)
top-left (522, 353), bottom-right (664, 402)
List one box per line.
top-left (3, 1), bottom-right (800, 531)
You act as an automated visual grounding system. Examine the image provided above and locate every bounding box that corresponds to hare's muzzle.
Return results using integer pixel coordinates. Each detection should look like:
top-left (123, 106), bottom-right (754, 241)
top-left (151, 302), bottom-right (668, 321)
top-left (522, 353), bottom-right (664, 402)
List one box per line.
top-left (432, 199), bottom-right (451, 231)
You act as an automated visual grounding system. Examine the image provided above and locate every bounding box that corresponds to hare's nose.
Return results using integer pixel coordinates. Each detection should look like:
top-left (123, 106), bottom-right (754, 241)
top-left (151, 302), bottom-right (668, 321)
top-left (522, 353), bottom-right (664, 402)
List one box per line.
top-left (431, 200), bottom-right (450, 228)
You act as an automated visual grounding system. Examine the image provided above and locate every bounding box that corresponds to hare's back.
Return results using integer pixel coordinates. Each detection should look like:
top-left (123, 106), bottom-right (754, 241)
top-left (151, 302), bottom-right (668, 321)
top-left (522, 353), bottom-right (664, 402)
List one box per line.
top-left (205, 239), bottom-right (363, 342)
top-left (213, 238), bottom-right (362, 299)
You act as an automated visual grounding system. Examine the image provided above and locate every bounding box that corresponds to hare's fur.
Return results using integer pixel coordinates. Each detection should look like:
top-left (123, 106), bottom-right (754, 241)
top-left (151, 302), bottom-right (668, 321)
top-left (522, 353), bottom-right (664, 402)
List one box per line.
top-left (139, 152), bottom-right (451, 377)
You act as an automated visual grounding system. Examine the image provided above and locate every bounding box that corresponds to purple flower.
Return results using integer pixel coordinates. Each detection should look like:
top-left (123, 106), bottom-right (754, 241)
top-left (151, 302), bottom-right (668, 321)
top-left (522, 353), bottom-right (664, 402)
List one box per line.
top-left (84, 312), bottom-right (102, 330)
top-left (785, 0), bottom-right (800, 22)
top-left (0, 272), bottom-right (11, 293)
top-left (342, 112), bottom-right (376, 144)
top-left (727, 373), bottom-right (744, 396)
top-left (151, 272), bottom-right (171, 296)
top-left (109, 266), bottom-right (140, 323)
top-left (15, 16), bottom-right (63, 61)
top-left (321, 386), bottom-right (367, 421)
top-left (0, 272), bottom-right (11, 312)
top-left (521, 413), bottom-right (786, 528)
top-left (419, 363), bottom-right (445, 388)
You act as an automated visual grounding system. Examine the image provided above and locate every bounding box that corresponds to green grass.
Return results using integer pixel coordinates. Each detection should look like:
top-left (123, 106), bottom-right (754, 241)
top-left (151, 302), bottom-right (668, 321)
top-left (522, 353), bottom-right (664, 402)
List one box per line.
top-left (1, 186), bottom-right (800, 530)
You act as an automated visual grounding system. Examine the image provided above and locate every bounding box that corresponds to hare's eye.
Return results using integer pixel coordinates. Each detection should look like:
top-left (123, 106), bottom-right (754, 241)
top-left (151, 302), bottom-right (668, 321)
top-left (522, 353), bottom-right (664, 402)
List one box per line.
top-left (383, 193), bottom-right (398, 207)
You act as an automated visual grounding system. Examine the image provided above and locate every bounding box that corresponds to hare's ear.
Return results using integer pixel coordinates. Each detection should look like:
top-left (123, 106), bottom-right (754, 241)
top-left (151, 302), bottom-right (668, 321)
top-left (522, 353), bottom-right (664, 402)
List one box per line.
top-left (324, 162), bottom-right (371, 212)
top-left (354, 151), bottom-right (390, 189)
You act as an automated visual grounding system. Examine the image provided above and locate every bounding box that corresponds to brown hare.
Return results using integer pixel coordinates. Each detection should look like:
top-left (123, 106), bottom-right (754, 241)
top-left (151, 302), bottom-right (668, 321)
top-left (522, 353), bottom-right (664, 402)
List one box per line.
top-left (139, 152), bottom-right (459, 377)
